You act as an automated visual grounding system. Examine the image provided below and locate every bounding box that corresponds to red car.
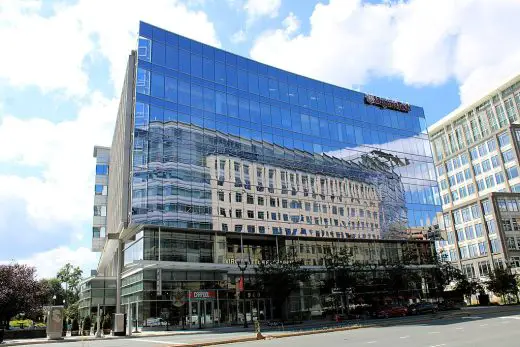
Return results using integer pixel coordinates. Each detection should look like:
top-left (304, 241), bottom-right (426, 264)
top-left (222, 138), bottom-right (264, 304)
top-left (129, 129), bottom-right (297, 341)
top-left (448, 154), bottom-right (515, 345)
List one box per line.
top-left (376, 305), bottom-right (408, 318)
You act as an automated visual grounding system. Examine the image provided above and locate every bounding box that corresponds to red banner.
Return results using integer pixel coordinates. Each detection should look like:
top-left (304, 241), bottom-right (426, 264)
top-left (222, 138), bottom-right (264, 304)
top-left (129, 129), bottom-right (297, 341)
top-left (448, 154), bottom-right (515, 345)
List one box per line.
top-left (238, 276), bottom-right (244, 292)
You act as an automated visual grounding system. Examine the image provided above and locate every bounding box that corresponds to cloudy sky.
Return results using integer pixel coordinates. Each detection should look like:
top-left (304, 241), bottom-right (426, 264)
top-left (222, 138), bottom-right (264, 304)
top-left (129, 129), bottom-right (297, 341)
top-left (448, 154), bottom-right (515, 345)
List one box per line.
top-left (1, 0), bottom-right (520, 278)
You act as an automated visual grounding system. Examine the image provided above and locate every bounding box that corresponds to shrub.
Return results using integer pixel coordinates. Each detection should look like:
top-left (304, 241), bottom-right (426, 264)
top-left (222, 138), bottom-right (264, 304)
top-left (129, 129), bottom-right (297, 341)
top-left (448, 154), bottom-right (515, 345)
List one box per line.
top-left (82, 316), bottom-right (92, 331)
top-left (102, 315), bottom-right (111, 330)
top-left (71, 318), bottom-right (79, 331)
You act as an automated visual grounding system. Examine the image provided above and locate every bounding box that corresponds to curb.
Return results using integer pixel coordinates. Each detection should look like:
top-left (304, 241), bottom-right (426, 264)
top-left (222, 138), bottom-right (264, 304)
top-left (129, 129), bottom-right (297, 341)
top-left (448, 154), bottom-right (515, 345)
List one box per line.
top-left (169, 325), bottom-right (366, 347)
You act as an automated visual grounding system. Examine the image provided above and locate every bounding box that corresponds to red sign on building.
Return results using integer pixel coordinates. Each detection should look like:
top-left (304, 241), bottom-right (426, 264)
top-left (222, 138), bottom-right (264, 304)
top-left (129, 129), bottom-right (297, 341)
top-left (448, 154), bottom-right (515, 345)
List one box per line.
top-left (364, 94), bottom-right (411, 113)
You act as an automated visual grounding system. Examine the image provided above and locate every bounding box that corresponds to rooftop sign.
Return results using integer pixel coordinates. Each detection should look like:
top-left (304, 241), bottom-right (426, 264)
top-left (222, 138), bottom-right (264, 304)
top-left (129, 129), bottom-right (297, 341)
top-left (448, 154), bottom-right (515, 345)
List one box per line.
top-left (364, 95), bottom-right (411, 113)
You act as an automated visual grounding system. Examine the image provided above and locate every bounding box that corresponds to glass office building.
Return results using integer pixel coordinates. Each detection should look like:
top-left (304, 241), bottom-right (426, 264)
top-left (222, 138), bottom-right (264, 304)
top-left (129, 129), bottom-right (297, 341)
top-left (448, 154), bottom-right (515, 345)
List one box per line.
top-left (94, 21), bottom-right (440, 327)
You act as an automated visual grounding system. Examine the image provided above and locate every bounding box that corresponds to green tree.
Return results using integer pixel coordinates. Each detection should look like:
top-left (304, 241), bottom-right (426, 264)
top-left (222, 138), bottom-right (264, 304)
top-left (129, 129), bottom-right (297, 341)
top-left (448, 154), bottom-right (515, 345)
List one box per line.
top-left (0, 264), bottom-right (47, 329)
top-left (57, 263), bottom-right (83, 306)
top-left (426, 252), bottom-right (463, 298)
top-left (486, 266), bottom-right (519, 303)
top-left (64, 302), bottom-right (79, 321)
top-left (322, 247), bottom-right (360, 312)
top-left (39, 278), bottom-right (66, 305)
top-left (454, 273), bottom-right (482, 303)
top-left (255, 249), bottom-right (310, 320)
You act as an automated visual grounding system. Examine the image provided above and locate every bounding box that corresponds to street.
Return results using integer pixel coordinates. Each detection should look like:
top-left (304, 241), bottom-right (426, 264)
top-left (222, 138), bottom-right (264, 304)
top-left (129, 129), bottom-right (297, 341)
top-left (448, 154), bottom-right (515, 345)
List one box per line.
top-left (24, 308), bottom-right (520, 347)
top-left (226, 312), bottom-right (520, 347)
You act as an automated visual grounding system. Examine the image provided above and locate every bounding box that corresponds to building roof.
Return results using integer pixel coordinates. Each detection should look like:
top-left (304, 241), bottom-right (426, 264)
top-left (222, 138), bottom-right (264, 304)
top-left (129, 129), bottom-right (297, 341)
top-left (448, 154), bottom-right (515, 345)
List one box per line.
top-left (428, 72), bottom-right (520, 134)
top-left (93, 145), bottom-right (110, 158)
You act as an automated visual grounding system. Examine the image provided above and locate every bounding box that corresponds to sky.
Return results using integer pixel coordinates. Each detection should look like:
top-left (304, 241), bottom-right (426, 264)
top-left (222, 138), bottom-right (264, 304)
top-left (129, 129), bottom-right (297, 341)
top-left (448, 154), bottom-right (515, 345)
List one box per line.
top-left (1, 0), bottom-right (520, 279)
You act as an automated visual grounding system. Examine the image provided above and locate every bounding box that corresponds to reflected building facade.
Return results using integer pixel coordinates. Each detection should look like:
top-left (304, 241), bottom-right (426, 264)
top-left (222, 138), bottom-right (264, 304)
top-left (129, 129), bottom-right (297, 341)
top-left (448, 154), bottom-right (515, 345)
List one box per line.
top-left (92, 22), bottom-right (440, 325)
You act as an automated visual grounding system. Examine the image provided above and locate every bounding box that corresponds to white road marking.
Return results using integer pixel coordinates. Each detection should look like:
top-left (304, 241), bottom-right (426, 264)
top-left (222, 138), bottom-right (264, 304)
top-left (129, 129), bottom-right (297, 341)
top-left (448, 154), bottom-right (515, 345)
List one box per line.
top-left (480, 324), bottom-right (488, 326)
top-left (428, 331), bottom-right (440, 334)
top-left (126, 339), bottom-right (187, 345)
top-left (430, 344), bottom-right (446, 347)
top-left (367, 341), bottom-right (377, 344)
top-left (455, 327), bottom-right (464, 330)
top-left (400, 335), bottom-right (410, 339)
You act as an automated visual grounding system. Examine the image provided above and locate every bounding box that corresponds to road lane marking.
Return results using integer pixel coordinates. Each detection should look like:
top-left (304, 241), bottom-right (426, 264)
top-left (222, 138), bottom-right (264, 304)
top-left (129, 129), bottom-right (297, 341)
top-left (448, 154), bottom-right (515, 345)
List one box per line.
top-left (430, 344), bottom-right (446, 347)
top-left (367, 341), bottom-right (377, 344)
top-left (126, 339), bottom-right (187, 345)
top-left (428, 331), bottom-right (440, 334)
top-left (480, 324), bottom-right (488, 326)
top-left (455, 327), bottom-right (464, 330)
top-left (400, 336), bottom-right (410, 339)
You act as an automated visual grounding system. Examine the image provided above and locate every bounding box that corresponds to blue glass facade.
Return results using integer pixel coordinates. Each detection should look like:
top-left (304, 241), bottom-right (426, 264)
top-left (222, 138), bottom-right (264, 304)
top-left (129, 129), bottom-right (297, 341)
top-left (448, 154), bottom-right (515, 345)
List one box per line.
top-left (130, 21), bottom-right (441, 240)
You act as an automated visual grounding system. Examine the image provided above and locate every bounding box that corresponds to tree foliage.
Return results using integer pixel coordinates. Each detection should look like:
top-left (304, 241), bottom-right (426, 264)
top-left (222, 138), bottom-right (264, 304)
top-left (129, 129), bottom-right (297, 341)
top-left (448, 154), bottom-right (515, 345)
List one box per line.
top-left (454, 275), bottom-right (482, 301)
top-left (255, 249), bottom-right (310, 319)
top-left (0, 264), bottom-right (47, 329)
top-left (486, 266), bottom-right (519, 300)
top-left (39, 278), bottom-right (66, 306)
top-left (57, 263), bottom-right (83, 305)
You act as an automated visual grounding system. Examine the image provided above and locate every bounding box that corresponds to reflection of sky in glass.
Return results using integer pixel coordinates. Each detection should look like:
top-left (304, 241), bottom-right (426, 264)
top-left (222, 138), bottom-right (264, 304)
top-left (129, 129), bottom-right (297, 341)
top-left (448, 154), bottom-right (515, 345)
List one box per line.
top-left (130, 21), bottom-right (441, 239)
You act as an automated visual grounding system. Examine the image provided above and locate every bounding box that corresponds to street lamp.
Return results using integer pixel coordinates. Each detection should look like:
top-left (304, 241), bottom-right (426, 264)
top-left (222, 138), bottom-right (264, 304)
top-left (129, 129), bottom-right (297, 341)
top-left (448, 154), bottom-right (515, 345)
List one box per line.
top-left (236, 259), bottom-right (249, 328)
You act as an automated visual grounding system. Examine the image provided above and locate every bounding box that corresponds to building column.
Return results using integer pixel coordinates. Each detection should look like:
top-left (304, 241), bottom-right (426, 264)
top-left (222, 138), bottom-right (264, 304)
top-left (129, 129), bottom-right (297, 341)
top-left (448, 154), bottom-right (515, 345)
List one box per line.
top-left (116, 239), bottom-right (123, 314)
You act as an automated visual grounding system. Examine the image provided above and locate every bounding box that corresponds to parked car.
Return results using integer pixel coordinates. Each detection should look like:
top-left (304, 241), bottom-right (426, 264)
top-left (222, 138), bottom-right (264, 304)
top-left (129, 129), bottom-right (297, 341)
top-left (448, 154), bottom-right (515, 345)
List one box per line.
top-left (376, 305), bottom-right (408, 318)
top-left (408, 302), bottom-right (438, 315)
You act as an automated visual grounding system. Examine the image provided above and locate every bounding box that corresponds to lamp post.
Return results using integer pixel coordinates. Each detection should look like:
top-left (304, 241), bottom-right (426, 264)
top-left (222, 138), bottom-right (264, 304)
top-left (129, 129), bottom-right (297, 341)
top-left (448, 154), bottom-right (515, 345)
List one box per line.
top-left (236, 259), bottom-right (249, 328)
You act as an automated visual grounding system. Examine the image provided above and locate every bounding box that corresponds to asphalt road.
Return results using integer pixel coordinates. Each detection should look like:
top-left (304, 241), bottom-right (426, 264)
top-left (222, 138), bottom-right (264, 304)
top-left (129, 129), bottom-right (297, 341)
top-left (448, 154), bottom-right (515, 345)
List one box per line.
top-left (226, 312), bottom-right (520, 347)
top-left (19, 308), bottom-right (520, 347)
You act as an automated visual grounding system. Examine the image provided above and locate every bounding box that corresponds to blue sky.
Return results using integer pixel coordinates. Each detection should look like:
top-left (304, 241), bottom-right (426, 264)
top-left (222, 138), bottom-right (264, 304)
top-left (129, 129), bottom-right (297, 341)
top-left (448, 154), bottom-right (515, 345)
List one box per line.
top-left (0, 0), bottom-right (519, 278)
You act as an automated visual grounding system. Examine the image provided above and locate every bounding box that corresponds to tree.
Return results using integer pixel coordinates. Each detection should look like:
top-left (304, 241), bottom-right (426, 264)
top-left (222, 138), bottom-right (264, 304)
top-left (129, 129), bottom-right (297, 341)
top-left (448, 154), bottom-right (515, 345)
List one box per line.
top-left (322, 247), bottom-right (360, 313)
top-left (255, 249), bottom-right (310, 320)
top-left (0, 264), bottom-right (47, 329)
top-left (40, 278), bottom-right (66, 306)
top-left (425, 253), bottom-right (463, 297)
top-left (454, 274), bottom-right (482, 303)
top-left (486, 266), bottom-right (519, 303)
top-left (57, 263), bottom-right (83, 306)
top-left (64, 302), bottom-right (79, 321)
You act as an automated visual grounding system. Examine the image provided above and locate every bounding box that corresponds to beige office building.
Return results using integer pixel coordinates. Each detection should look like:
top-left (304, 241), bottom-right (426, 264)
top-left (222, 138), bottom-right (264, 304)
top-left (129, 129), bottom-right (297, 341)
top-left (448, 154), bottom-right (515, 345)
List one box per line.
top-left (429, 75), bottom-right (520, 284)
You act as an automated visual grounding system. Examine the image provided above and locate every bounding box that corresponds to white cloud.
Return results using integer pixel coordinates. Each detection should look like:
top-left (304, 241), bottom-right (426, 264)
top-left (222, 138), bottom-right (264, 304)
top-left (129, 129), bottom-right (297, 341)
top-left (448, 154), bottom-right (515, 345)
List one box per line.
top-left (0, 0), bottom-right (221, 97)
top-left (0, 92), bottom-right (117, 228)
top-left (0, 0), bottom-right (222, 232)
top-left (1, 246), bottom-right (99, 279)
top-left (0, 0), bottom-right (93, 97)
top-left (231, 29), bottom-right (247, 44)
top-left (282, 12), bottom-right (300, 35)
top-left (250, 0), bottom-right (520, 105)
top-left (244, 0), bottom-right (281, 25)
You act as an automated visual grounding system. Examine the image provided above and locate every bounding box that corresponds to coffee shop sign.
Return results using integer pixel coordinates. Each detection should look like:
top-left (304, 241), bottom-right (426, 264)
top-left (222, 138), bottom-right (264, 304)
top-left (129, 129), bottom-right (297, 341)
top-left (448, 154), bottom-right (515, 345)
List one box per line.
top-left (364, 94), bottom-right (410, 113)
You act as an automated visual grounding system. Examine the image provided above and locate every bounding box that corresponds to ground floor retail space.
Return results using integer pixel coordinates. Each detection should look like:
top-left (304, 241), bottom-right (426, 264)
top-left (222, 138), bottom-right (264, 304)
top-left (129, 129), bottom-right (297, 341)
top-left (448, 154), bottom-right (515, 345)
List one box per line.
top-left (122, 290), bottom-right (275, 329)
